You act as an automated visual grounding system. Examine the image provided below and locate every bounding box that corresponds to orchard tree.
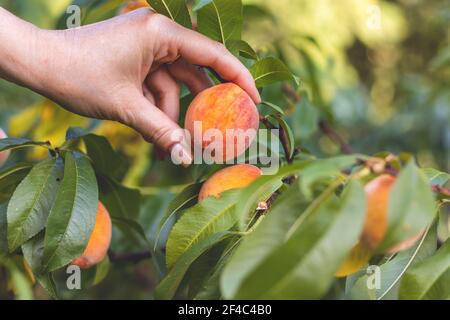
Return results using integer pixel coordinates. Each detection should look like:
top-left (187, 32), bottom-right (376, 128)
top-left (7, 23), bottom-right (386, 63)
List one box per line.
top-left (0, 0), bottom-right (449, 300)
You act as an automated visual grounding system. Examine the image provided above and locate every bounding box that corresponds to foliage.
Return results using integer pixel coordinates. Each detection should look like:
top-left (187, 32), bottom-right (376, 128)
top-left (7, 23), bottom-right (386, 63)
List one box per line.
top-left (0, 0), bottom-right (448, 300)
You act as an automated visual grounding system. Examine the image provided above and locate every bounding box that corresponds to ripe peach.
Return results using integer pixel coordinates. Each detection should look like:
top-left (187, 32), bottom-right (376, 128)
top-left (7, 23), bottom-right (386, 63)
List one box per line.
top-left (72, 202), bottom-right (112, 269)
top-left (198, 164), bottom-right (262, 201)
top-left (119, 0), bottom-right (149, 14)
top-left (0, 128), bottom-right (10, 167)
top-left (336, 174), bottom-right (424, 277)
top-left (360, 174), bottom-right (396, 250)
top-left (185, 83), bottom-right (260, 162)
top-left (335, 242), bottom-right (371, 277)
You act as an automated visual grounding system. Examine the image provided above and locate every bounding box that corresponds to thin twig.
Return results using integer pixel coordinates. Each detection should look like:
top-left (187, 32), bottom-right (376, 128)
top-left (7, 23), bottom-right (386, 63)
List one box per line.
top-left (318, 120), bottom-right (353, 155)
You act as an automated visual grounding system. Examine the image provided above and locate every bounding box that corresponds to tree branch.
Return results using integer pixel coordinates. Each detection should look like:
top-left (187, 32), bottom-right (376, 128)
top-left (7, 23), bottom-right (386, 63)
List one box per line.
top-left (318, 120), bottom-right (353, 155)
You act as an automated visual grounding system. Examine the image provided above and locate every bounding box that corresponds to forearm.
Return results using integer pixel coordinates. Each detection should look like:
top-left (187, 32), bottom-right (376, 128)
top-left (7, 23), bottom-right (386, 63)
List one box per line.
top-left (0, 7), bottom-right (55, 93)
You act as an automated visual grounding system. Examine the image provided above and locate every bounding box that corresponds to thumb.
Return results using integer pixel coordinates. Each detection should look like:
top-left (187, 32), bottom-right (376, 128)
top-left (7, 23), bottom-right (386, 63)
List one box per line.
top-left (121, 93), bottom-right (192, 167)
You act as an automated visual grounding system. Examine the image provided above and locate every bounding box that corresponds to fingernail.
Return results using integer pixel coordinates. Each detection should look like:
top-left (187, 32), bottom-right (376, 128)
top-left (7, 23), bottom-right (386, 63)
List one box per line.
top-left (170, 143), bottom-right (193, 167)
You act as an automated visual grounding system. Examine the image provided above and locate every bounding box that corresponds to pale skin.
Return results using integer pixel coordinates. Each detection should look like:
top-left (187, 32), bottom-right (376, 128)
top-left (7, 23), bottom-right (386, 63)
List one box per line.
top-left (0, 7), bottom-right (261, 165)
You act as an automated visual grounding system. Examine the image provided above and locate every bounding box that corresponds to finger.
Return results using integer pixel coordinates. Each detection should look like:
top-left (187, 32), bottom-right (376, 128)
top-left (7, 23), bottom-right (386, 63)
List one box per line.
top-left (146, 67), bottom-right (180, 122)
top-left (119, 91), bottom-right (192, 166)
top-left (167, 58), bottom-right (213, 95)
top-left (142, 84), bottom-right (156, 104)
top-left (172, 28), bottom-right (261, 103)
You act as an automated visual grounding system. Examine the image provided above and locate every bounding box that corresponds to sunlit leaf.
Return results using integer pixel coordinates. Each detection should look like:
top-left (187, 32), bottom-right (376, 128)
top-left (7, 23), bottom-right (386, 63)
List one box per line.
top-left (197, 0), bottom-right (242, 44)
top-left (250, 57), bottom-right (298, 88)
top-left (148, 0), bottom-right (192, 29)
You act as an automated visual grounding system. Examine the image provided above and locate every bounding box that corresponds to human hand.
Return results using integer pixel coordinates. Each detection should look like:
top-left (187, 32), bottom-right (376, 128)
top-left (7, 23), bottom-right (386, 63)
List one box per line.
top-left (0, 8), bottom-right (260, 165)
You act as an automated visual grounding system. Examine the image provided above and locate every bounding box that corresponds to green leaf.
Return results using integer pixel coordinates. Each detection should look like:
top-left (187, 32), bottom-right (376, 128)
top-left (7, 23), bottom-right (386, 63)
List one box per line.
top-left (399, 239), bottom-right (450, 300)
top-left (155, 232), bottom-right (232, 300)
top-left (111, 216), bottom-right (148, 244)
top-left (0, 138), bottom-right (49, 153)
top-left (293, 95), bottom-right (319, 139)
top-left (197, 0), bottom-right (242, 44)
top-left (232, 181), bottom-right (365, 299)
top-left (422, 167), bottom-right (450, 186)
top-left (93, 256), bottom-right (110, 286)
top-left (250, 57), bottom-right (298, 88)
top-left (22, 232), bottom-right (47, 276)
top-left (165, 189), bottom-right (240, 269)
top-left (7, 159), bottom-right (63, 251)
top-left (269, 115), bottom-right (295, 160)
top-left (236, 177), bottom-right (282, 231)
top-left (347, 223), bottom-right (437, 300)
top-left (98, 175), bottom-right (141, 220)
top-left (227, 39), bottom-right (259, 60)
top-left (82, 134), bottom-right (127, 180)
top-left (155, 182), bottom-right (202, 249)
top-left (0, 163), bottom-right (34, 202)
top-left (235, 156), bottom-right (358, 229)
top-left (260, 101), bottom-right (285, 115)
top-left (36, 273), bottom-right (58, 300)
top-left (148, 0), bottom-right (192, 29)
top-left (378, 160), bottom-right (437, 252)
top-left (221, 183), bottom-right (320, 298)
top-left (42, 152), bottom-right (98, 272)
top-left (0, 202), bottom-right (8, 256)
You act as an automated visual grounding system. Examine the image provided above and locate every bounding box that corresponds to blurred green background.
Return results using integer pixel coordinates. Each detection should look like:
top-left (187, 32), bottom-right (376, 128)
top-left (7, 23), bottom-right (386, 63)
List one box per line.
top-left (0, 0), bottom-right (448, 299)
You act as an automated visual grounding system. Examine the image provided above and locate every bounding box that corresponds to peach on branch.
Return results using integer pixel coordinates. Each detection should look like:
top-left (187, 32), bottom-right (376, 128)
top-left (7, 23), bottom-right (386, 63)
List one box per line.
top-left (336, 174), bottom-right (425, 277)
top-left (72, 202), bottom-right (112, 269)
top-left (184, 83), bottom-right (260, 162)
top-left (198, 164), bottom-right (262, 201)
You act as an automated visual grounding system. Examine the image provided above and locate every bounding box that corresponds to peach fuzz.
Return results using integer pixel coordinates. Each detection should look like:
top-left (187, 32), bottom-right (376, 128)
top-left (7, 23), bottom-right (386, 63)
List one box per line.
top-left (198, 164), bottom-right (262, 201)
top-left (72, 202), bottom-right (112, 269)
top-left (184, 83), bottom-right (260, 161)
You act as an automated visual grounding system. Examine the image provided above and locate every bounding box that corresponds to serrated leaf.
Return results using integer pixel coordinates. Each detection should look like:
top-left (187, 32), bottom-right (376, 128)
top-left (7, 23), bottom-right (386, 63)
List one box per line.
top-left (399, 239), bottom-right (450, 300)
top-left (155, 232), bottom-right (232, 300)
top-left (0, 138), bottom-right (49, 153)
top-left (378, 160), bottom-right (436, 252)
top-left (7, 159), bottom-right (63, 251)
top-left (148, 0), bottom-right (192, 29)
top-left (250, 57), bottom-right (298, 88)
top-left (197, 0), bottom-right (242, 44)
top-left (165, 189), bottom-right (240, 269)
top-left (227, 181), bottom-right (366, 299)
top-left (42, 152), bottom-right (98, 272)
top-left (155, 183), bottom-right (202, 249)
top-left (227, 39), bottom-right (258, 60)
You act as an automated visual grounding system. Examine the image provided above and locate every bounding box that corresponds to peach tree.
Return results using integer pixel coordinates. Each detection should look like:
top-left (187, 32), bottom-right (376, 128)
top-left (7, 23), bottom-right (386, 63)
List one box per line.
top-left (0, 0), bottom-right (449, 300)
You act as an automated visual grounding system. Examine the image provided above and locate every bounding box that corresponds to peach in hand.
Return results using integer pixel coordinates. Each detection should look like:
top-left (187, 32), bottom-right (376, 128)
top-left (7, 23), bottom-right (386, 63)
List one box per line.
top-left (185, 83), bottom-right (260, 162)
